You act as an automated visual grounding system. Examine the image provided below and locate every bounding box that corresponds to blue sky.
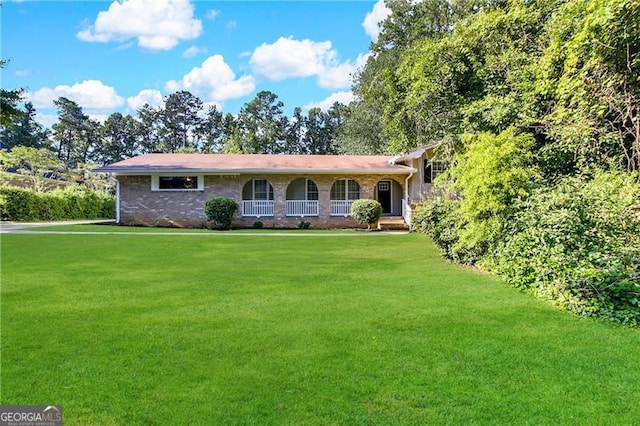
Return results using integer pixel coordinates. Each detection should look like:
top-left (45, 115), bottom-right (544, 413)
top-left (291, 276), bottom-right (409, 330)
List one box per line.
top-left (2, 0), bottom-right (392, 128)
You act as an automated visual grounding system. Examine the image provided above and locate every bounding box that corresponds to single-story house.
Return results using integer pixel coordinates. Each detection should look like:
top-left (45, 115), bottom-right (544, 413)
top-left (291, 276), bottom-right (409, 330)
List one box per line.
top-left (95, 143), bottom-right (446, 228)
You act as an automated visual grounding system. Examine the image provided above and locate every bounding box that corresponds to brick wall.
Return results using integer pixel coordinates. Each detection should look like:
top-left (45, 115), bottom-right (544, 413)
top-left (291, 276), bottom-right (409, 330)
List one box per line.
top-left (118, 174), bottom-right (406, 228)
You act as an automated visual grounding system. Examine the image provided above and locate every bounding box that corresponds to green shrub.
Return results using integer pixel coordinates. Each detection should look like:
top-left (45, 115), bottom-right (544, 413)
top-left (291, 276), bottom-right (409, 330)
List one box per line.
top-left (350, 199), bottom-right (382, 228)
top-left (412, 197), bottom-right (476, 263)
top-left (253, 221), bottom-right (264, 229)
top-left (491, 171), bottom-right (640, 325)
top-left (0, 185), bottom-right (115, 221)
top-left (297, 220), bottom-right (311, 229)
top-left (204, 197), bottom-right (239, 230)
top-left (448, 128), bottom-right (541, 260)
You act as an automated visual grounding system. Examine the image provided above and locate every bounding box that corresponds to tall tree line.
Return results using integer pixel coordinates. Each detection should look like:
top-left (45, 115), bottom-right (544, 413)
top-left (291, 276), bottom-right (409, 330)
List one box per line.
top-left (1, 89), bottom-right (351, 170)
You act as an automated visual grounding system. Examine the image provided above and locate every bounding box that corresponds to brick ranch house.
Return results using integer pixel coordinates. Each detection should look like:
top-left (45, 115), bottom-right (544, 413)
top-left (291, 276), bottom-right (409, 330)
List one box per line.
top-left (95, 143), bottom-right (446, 229)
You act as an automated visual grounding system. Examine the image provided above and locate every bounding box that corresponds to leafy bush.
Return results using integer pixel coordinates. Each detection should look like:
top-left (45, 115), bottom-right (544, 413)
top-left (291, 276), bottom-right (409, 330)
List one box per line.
top-left (297, 220), bottom-right (311, 229)
top-left (350, 199), bottom-right (382, 228)
top-left (253, 221), bottom-right (264, 229)
top-left (0, 185), bottom-right (115, 221)
top-left (412, 197), bottom-right (472, 262)
top-left (491, 171), bottom-right (640, 325)
top-left (204, 197), bottom-right (239, 230)
top-left (448, 128), bottom-right (541, 260)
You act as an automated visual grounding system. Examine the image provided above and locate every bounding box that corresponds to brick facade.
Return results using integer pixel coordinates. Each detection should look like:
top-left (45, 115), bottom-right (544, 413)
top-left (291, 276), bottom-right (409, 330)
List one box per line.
top-left (118, 174), bottom-right (406, 229)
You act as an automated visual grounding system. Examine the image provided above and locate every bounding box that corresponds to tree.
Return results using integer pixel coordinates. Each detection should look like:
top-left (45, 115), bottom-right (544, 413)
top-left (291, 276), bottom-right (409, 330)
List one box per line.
top-left (196, 105), bottom-right (237, 153)
top-left (0, 146), bottom-right (64, 192)
top-left (97, 112), bottom-right (141, 164)
top-left (159, 91), bottom-right (203, 152)
top-left (0, 101), bottom-right (49, 149)
top-left (0, 60), bottom-right (24, 128)
top-left (51, 97), bottom-right (99, 169)
top-left (137, 104), bottom-right (163, 153)
top-left (236, 91), bottom-right (287, 154)
top-left (304, 108), bottom-right (335, 154)
top-left (539, 0), bottom-right (640, 172)
top-left (336, 101), bottom-right (388, 154)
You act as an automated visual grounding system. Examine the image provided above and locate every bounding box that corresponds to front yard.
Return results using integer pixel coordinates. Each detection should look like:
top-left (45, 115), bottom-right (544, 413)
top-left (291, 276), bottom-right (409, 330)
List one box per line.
top-left (1, 230), bottom-right (639, 424)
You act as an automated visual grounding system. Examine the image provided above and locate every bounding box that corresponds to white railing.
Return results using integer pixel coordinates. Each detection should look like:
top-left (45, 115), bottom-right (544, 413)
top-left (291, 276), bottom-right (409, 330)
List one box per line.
top-left (330, 200), bottom-right (355, 216)
top-left (286, 200), bottom-right (319, 217)
top-left (242, 200), bottom-right (274, 217)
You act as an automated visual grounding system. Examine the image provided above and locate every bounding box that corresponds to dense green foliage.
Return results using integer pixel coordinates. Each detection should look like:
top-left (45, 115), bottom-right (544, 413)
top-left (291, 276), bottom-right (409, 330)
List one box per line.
top-left (490, 171), bottom-right (640, 325)
top-left (350, 199), bottom-right (382, 227)
top-left (204, 197), bottom-right (239, 229)
top-left (387, 0), bottom-right (640, 324)
top-left (0, 186), bottom-right (115, 221)
top-left (3, 232), bottom-right (640, 423)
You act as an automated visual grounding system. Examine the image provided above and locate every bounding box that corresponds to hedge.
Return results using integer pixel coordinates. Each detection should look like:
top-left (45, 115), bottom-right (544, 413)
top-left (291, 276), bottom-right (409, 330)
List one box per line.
top-left (0, 186), bottom-right (116, 221)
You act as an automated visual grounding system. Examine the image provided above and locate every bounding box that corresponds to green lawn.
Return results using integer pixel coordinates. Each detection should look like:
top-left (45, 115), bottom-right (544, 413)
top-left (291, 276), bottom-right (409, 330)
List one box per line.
top-left (2, 231), bottom-right (639, 424)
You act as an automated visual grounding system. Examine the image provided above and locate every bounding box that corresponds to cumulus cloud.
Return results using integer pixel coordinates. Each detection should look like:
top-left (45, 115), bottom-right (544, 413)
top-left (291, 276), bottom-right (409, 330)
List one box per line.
top-left (165, 54), bottom-right (255, 103)
top-left (250, 36), bottom-right (367, 90)
top-left (77, 0), bottom-right (202, 51)
top-left (319, 53), bottom-right (370, 90)
top-left (250, 37), bottom-right (334, 81)
top-left (362, 0), bottom-right (391, 42)
top-left (127, 89), bottom-right (164, 111)
top-left (304, 91), bottom-right (354, 111)
top-left (30, 80), bottom-right (124, 111)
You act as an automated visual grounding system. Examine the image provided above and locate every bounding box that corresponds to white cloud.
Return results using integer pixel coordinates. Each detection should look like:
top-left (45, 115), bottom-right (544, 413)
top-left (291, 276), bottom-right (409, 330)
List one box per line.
top-left (250, 37), bottom-right (334, 81)
top-left (127, 89), bottom-right (164, 111)
top-left (165, 54), bottom-right (255, 103)
top-left (318, 53), bottom-right (370, 90)
top-left (305, 91), bottom-right (354, 111)
top-left (362, 0), bottom-right (391, 42)
top-left (250, 36), bottom-right (368, 90)
top-left (183, 45), bottom-right (207, 58)
top-left (206, 9), bottom-right (220, 21)
top-left (30, 80), bottom-right (124, 111)
top-left (77, 0), bottom-right (202, 51)
top-left (35, 113), bottom-right (59, 130)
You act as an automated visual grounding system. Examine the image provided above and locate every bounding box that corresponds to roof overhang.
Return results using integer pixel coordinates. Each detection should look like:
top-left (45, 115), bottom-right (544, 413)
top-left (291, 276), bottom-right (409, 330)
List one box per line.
top-left (389, 142), bottom-right (441, 165)
top-left (98, 166), bottom-right (416, 176)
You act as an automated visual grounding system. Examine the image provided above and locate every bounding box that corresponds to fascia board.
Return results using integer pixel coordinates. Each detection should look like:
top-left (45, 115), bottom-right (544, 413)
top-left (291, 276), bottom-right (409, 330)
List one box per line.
top-left (101, 167), bottom-right (417, 176)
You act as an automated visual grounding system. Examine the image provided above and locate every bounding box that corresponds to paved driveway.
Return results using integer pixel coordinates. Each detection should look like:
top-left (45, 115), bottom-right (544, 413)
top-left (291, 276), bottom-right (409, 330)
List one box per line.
top-left (1, 219), bottom-right (115, 233)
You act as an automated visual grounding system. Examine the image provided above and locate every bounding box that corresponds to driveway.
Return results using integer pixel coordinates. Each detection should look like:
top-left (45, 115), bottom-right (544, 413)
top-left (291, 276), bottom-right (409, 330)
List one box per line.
top-left (1, 219), bottom-right (116, 233)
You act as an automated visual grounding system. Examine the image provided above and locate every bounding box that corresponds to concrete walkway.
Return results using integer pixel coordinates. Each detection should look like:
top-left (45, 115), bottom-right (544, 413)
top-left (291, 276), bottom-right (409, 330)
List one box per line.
top-left (0, 220), bottom-right (408, 236)
top-left (0, 219), bottom-right (115, 233)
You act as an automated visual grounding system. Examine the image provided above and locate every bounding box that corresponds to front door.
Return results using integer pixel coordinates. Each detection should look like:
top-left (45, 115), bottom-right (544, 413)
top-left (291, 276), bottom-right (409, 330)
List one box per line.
top-left (377, 180), bottom-right (392, 214)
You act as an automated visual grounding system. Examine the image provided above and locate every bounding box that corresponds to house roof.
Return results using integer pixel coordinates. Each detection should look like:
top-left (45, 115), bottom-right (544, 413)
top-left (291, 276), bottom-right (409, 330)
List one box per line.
top-left (389, 141), bottom-right (441, 164)
top-left (95, 153), bottom-right (416, 175)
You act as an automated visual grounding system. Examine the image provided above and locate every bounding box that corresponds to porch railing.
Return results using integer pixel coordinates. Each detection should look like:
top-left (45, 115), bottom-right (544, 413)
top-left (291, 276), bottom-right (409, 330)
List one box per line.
top-left (286, 200), bottom-right (319, 217)
top-left (242, 200), bottom-right (274, 217)
top-left (330, 200), bottom-right (355, 217)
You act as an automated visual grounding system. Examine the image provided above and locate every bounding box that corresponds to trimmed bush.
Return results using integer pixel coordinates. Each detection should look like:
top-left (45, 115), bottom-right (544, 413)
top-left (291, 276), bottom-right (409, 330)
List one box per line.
top-left (350, 199), bottom-right (382, 229)
top-left (0, 185), bottom-right (115, 221)
top-left (204, 197), bottom-right (239, 230)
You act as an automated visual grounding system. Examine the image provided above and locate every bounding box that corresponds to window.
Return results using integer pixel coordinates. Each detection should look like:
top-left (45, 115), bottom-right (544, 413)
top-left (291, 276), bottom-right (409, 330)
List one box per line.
top-left (330, 179), bottom-right (360, 200)
top-left (423, 160), bottom-right (447, 184)
top-left (243, 179), bottom-right (274, 200)
top-left (306, 179), bottom-right (319, 200)
top-left (152, 175), bottom-right (203, 191)
top-left (253, 179), bottom-right (272, 200)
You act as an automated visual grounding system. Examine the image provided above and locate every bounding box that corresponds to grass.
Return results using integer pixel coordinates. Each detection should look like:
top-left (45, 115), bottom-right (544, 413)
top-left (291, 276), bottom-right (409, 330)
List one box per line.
top-left (1, 231), bottom-right (639, 424)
